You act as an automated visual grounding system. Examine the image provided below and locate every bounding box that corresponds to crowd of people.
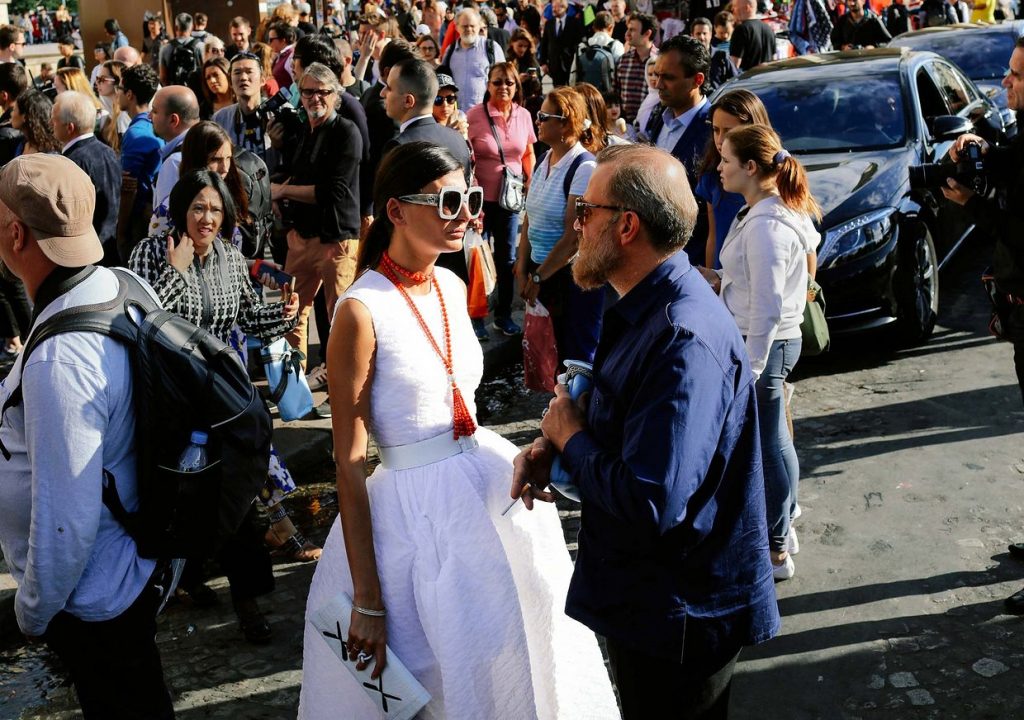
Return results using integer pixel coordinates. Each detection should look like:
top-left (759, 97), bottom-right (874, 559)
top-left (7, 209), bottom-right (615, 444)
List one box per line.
top-left (0, 0), bottom-right (1022, 719)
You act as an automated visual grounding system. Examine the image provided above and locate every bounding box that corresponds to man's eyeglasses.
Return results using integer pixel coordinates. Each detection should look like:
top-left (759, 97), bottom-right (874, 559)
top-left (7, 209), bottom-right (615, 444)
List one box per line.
top-left (537, 111), bottom-right (566, 123)
top-left (300, 88), bottom-right (334, 100)
top-left (399, 186), bottom-right (484, 220)
top-left (95, 76), bottom-right (116, 85)
top-left (575, 198), bottom-right (628, 225)
top-left (490, 79), bottom-right (516, 87)
top-left (434, 94), bottom-right (458, 106)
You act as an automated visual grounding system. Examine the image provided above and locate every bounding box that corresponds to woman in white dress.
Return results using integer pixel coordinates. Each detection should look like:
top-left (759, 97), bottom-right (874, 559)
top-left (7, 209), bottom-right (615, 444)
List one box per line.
top-left (299, 142), bottom-right (618, 719)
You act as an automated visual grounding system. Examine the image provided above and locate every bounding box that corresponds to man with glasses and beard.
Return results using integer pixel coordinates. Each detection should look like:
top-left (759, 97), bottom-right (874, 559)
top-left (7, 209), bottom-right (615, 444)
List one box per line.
top-left (512, 144), bottom-right (779, 720)
top-left (270, 62), bottom-right (362, 372)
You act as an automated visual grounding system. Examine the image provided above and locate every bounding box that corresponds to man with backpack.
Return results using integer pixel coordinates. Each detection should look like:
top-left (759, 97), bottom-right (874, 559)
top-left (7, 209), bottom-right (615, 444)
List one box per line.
top-left (443, 7), bottom-right (504, 109)
top-left (569, 11), bottom-right (623, 92)
top-left (159, 12), bottom-right (204, 87)
top-left (0, 154), bottom-right (175, 719)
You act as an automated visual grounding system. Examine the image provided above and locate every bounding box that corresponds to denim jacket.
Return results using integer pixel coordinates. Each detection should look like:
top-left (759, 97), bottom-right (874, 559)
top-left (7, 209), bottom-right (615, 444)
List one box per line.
top-left (561, 251), bottom-right (780, 662)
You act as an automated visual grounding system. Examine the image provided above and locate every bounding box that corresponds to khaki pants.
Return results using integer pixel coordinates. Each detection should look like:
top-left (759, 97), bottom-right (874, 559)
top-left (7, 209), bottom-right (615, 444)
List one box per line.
top-left (284, 229), bottom-right (358, 367)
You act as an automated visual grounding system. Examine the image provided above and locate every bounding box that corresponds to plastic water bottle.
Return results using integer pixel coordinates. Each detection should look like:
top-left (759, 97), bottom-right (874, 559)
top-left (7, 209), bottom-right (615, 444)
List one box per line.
top-left (177, 431), bottom-right (209, 472)
top-left (549, 360), bottom-right (593, 503)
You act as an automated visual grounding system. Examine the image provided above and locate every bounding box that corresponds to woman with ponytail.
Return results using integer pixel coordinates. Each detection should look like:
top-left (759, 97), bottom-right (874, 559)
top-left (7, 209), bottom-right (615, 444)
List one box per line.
top-left (712, 124), bottom-right (820, 582)
top-left (300, 141), bottom-right (617, 719)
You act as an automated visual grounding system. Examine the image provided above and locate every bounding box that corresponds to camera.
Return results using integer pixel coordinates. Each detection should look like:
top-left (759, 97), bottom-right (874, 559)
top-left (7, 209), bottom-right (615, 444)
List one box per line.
top-left (255, 89), bottom-right (304, 138)
top-left (909, 141), bottom-right (989, 195)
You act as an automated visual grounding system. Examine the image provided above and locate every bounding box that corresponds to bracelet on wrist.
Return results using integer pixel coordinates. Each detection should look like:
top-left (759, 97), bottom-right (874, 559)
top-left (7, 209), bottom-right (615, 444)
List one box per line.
top-left (353, 603), bottom-right (387, 617)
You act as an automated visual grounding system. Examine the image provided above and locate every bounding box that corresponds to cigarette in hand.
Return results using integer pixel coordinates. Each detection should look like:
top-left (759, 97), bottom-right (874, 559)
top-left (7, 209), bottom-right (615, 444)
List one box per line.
top-left (501, 483), bottom-right (531, 516)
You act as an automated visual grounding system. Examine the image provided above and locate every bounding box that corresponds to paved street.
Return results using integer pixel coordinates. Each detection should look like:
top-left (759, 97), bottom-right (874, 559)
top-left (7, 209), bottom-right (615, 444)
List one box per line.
top-left (2, 247), bottom-right (1024, 718)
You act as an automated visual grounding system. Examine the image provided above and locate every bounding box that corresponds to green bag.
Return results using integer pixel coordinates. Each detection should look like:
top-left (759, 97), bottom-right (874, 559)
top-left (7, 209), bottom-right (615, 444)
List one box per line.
top-left (801, 279), bottom-right (830, 356)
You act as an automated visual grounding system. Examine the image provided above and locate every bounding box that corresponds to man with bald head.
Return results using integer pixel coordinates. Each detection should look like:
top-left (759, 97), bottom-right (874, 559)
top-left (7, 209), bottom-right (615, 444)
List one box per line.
top-left (729, 0), bottom-right (775, 70)
top-left (52, 91), bottom-right (122, 263)
top-left (147, 85), bottom-right (200, 236)
top-left (443, 7), bottom-right (504, 108)
top-left (513, 145), bottom-right (779, 719)
top-left (112, 45), bottom-right (142, 67)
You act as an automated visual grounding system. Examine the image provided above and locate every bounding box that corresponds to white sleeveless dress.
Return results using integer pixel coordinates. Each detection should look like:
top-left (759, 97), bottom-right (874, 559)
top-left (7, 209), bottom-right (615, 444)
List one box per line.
top-left (299, 269), bottom-right (618, 720)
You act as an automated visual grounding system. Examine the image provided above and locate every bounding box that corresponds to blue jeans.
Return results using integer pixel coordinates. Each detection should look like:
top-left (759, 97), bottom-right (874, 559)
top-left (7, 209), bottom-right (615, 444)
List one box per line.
top-left (756, 338), bottom-right (801, 553)
top-left (482, 200), bottom-right (521, 321)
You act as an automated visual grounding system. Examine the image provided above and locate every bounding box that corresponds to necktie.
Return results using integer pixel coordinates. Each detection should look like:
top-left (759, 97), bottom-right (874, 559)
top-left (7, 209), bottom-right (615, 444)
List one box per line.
top-left (557, 18), bottom-right (563, 37)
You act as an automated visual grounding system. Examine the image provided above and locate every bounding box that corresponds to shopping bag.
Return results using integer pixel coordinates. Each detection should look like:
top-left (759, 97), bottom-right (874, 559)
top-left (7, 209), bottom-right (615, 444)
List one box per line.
top-left (467, 245), bottom-right (490, 320)
top-left (523, 301), bottom-right (558, 392)
top-left (464, 228), bottom-right (497, 295)
top-left (260, 338), bottom-right (314, 420)
top-left (800, 279), bottom-right (830, 356)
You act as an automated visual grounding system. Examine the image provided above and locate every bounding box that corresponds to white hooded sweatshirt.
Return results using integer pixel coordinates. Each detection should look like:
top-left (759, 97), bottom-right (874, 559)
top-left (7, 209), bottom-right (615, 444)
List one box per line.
top-left (719, 195), bottom-right (820, 377)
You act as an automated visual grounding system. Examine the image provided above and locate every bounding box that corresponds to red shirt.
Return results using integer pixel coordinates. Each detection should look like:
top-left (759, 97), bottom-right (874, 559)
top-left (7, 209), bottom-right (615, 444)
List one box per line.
top-left (466, 102), bottom-right (536, 203)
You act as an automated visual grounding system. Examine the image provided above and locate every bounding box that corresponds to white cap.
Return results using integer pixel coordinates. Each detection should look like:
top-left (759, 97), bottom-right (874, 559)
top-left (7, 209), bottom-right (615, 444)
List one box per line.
top-left (416, 23), bottom-right (432, 36)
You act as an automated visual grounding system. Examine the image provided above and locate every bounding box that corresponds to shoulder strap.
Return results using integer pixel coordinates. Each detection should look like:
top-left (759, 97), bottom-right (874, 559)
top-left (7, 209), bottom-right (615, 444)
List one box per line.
top-left (486, 39), bottom-right (496, 66)
top-left (442, 42), bottom-right (456, 68)
top-left (562, 152), bottom-right (591, 198)
top-left (484, 109), bottom-right (509, 168)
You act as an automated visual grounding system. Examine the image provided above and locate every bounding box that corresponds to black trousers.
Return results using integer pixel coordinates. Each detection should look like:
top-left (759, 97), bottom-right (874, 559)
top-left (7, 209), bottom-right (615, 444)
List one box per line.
top-left (1015, 340), bottom-right (1024, 406)
top-left (606, 637), bottom-right (741, 720)
top-left (44, 581), bottom-right (175, 720)
top-left (181, 502), bottom-right (275, 604)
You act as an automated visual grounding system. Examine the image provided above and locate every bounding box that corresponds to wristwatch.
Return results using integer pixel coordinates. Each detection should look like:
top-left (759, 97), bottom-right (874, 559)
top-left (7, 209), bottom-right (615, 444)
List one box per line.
top-left (530, 272), bottom-right (543, 284)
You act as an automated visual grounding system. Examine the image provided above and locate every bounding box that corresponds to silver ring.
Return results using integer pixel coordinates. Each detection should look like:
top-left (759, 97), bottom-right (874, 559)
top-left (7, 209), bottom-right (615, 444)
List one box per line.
top-left (357, 651), bottom-right (372, 663)
top-left (541, 408), bottom-right (549, 417)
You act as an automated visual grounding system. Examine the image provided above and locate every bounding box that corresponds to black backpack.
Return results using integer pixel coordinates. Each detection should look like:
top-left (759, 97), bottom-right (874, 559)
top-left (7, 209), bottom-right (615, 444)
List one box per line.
top-left (234, 149), bottom-right (273, 259)
top-left (575, 42), bottom-right (615, 94)
top-left (0, 268), bottom-right (272, 559)
top-left (168, 37), bottom-right (201, 87)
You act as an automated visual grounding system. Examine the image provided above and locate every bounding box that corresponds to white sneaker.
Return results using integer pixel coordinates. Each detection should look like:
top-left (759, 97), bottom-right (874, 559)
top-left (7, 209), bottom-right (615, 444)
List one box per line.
top-left (792, 503), bottom-right (802, 521)
top-left (305, 363), bottom-right (328, 391)
top-left (787, 527), bottom-right (800, 555)
top-left (772, 553), bottom-right (795, 581)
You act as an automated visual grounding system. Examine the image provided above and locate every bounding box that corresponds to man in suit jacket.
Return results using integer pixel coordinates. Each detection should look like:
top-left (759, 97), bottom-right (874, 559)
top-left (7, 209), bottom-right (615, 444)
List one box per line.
top-left (645, 35), bottom-right (712, 267)
top-left (539, 0), bottom-right (585, 87)
top-left (52, 91), bottom-right (122, 266)
top-left (382, 60), bottom-right (471, 281)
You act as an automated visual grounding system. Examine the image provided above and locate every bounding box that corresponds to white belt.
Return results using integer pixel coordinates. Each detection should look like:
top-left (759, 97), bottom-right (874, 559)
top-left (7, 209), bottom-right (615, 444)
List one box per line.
top-left (377, 430), bottom-right (479, 471)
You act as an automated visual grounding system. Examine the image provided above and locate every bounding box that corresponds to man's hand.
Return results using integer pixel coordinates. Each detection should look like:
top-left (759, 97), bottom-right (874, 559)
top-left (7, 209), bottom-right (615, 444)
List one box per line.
top-left (948, 133), bottom-right (989, 162)
top-left (941, 177), bottom-right (975, 206)
top-left (267, 118), bottom-right (285, 149)
top-left (541, 383), bottom-right (587, 452)
top-left (271, 181), bottom-right (289, 201)
top-left (510, 437), bottom-right (556, 510)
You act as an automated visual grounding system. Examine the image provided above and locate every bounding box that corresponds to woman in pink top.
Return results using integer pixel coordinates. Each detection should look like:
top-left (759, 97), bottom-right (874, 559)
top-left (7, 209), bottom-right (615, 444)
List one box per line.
top-left (466, 61), bottom-right (536, 336)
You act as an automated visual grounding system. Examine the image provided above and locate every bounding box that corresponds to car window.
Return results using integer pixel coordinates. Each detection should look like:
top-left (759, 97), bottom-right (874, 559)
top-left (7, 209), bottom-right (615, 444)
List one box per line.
top-left (916, 67), bottom-right (950, 119)
top-left (893, 30), bottom-right (1016, 80)
top-left (927, 61), bottom-right (972, 115)
top-left (746, 73), bottom-right (907, 152)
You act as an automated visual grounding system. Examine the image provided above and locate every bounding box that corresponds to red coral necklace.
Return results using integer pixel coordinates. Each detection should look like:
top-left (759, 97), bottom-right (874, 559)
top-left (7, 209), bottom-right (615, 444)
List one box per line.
top-left (379, 252), bottom-right (477, 440)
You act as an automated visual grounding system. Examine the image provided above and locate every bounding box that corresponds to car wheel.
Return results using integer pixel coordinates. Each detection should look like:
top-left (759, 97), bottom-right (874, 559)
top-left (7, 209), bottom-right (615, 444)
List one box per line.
top-left (894, 227), bottom-right (939, 344)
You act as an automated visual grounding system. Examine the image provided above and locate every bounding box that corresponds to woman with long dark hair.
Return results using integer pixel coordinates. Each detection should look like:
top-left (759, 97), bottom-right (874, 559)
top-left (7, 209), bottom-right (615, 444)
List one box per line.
top-left (299, 142), bottom-right (617, 718)
top-left (128, 170), bottom-right (299, 642)
top-left (11, 90), bottom-right (60, 156)
top-left (696, 89), bottom-right (772, 270)
top-left (713, 124), bottom-right (821, 581)
top-left (201, 57), bottom-right (235, 118)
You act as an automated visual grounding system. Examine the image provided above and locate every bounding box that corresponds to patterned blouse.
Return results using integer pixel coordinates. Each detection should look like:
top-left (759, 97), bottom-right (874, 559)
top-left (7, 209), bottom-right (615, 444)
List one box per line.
top-left (128, 234), bottom-right (296, 344)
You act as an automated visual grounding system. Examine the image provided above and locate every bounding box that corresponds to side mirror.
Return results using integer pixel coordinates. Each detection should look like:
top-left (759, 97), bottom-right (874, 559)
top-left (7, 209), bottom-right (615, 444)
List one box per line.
top-left (928, 114), bottom-right (973, 141)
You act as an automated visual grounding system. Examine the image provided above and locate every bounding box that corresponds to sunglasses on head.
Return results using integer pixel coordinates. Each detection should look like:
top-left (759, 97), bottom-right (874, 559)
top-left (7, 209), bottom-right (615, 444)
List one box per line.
top-left (537, 111), bottom-right (566, 123)
top-left (399, 186), bottom-right (484, 220)
top-left (434, 94), bottom-right (458, 105)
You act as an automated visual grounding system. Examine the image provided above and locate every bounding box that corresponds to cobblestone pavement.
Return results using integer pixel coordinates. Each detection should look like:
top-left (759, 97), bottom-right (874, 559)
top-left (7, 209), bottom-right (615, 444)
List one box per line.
top-left (3, 251), bottom-right (1024, 718)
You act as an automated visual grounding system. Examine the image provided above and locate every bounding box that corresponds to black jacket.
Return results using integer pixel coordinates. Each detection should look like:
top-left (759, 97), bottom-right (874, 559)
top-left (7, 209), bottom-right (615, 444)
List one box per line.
top-left (831, 10), bottom-right (892, 49)
top-left (287, 112), bottom-right (363, 242)
top-left (62, 135), bottom-right (122, 247)
top-left (539, 14), bottom-right (585, 85)
top-left (0, 108), bottom-right (22, 168)
top-left (362, 81), bottom-right (398, 212)
top-left (965, 132), bottom-right (1024, 335)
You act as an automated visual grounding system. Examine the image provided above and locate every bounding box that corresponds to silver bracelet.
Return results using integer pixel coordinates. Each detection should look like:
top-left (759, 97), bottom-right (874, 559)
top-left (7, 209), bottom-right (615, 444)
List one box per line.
top-left (352, 604), bottom-right (386, 617)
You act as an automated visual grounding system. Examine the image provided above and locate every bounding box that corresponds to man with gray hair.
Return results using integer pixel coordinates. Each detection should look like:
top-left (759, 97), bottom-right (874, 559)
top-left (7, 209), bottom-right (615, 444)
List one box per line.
top-left (441, 7), bottom-right (504, 109)
top-left (270, 62), bottom-right (362, 369)
top-left (147, 85), bottom-right (201, 236)
top-left (512, 144), bottom-right (779, 719)
top-left (52, 91), bottom-right (122, 263)
top-left (160, 12), bottom-right (204, 86)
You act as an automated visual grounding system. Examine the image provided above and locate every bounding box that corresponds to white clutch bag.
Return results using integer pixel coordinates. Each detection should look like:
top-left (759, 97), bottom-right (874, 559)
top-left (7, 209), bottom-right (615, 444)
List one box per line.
top-left (310, 592), bottom-right (431, 720)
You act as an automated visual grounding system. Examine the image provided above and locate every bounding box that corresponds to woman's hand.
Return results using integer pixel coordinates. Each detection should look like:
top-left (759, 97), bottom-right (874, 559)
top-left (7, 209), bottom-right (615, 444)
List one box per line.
top-left (281, 283), bottom-right (300, 320)
top-left (696, 265), bottom-right (721, 294)
top-left (166, 234), bottom-right (194, 274)
top-left (348, 610), bottom-right (388, 680)
top-left (521, 276), bottom-right (541, 305)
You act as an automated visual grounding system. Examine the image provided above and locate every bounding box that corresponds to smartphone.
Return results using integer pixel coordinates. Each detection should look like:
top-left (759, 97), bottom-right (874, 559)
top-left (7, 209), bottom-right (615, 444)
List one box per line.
top-left (251, 260), bottom-right (293, 289)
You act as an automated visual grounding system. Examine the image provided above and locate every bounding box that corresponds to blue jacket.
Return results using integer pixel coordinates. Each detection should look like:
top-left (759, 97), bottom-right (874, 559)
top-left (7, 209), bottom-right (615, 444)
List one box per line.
top-left (121, 112), bottom-right (164, 198)
top-left (63, 135), bottom-right (122, 248)
top-left (561, 251), bottom-right (780, 662)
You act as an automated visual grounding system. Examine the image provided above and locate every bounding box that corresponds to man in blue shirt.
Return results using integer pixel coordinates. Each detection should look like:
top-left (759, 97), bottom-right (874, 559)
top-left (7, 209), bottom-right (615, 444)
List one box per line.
top-left (513, 144), bottom-right (779, 719)
top-left (117, 63), bottom-right (164, 261)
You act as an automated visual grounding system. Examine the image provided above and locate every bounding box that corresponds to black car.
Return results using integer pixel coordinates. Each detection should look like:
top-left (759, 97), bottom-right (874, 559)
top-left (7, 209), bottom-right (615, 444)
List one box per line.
top-left (715, 48), bottom-right (1007, 341)
top-left (890, 21), bottom-right (1024, 112)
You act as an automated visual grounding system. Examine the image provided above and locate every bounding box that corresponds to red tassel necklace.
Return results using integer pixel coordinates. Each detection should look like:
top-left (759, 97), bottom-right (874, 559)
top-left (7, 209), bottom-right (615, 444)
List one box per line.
top-left (379, 252), bottom-right (477, 440)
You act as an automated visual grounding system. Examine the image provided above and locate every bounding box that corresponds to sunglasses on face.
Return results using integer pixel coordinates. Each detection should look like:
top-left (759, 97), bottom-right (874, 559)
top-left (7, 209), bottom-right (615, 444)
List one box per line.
top-left (537, 111), bottom-right (566, 123)
top-left (575, 198), bottom-right (627, 225)
top-left (399, 186), bottom-right (484, 220)
top-left (434, 94), bottom-right (458, 105)
top-left (300, 88), bottom-right (334, 100)
top-left (490, 79), bottom-right (515, 87)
